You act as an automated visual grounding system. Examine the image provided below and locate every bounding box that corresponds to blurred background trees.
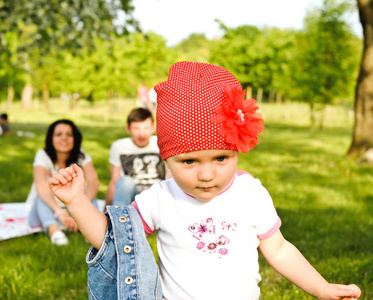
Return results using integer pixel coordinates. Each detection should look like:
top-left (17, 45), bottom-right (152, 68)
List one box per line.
top-left (0, 0), bottom-right (139, 109)
top-left (292, 0), bottom-right (360, 129)
top-left (1, 0), bottom-right (372, 159)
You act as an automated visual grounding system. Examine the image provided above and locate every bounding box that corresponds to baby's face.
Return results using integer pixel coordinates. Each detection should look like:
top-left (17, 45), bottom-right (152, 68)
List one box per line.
top-left (165, 149), bottom-right (238, 201)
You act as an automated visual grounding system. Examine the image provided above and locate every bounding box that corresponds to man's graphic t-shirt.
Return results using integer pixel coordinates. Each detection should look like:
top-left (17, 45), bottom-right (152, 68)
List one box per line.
top-left (120, 152), bottom-right (165, 193)
top-left (109, 136), bottom-right (165, 193)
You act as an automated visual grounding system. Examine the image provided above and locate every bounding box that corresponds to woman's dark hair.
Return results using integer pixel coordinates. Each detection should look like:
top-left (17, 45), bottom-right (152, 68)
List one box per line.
top-left (44, 119), bottom-right (84, 166)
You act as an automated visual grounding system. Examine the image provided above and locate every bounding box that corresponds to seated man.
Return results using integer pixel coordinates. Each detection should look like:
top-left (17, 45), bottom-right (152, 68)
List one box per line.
top-left (105, 108), bottom-right (166, 207)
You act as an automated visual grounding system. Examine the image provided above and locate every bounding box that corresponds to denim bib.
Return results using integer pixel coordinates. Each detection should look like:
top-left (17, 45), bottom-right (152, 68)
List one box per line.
top-left (86, 205), bottom-right (162, 300)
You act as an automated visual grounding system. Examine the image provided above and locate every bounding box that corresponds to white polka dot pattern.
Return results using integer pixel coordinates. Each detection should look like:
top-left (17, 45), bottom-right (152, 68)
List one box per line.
top-left (155, 61), bottom-right (242, 160)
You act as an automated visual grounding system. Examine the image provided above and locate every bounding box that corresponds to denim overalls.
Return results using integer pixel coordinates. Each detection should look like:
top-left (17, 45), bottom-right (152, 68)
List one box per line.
top-left (86, 205), bottom-right (162, 300)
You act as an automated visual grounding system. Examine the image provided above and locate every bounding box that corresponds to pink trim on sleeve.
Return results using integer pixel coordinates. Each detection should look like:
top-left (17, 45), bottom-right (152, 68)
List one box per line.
top-left (132, 201), bottom-right (155, 235)
top-left (257, 217), bottom-right (282, 240)
top-left (236, 170), bottom-right (253, 177)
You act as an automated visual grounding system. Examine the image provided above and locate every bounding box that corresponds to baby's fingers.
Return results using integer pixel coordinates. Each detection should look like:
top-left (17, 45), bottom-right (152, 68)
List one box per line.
top-left (321, 283), bottom-right (361, 300)
top-left (53, 167), bottom-right (76, 184)
top-left (72, 163), bottom-right (82, 174)
top-left (61, 166), bottom-right (78, 179)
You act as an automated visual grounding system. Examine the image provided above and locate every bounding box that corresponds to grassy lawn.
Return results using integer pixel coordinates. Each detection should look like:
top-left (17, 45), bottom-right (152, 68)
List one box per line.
top-left (0, 99), bottom-right (372, 299)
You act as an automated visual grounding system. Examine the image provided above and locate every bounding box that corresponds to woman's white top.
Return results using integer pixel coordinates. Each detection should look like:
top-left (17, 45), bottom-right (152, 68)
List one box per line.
top-left (25, 148), bottom-right (92, 210)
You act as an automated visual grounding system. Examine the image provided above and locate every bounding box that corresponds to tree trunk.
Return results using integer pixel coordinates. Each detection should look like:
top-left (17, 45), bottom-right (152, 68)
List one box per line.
top-left (319, 103), bottom-right (326, 130)
top-left (105, 89), bottom-right (113, 125)
top-left (69, 94), bottom-right (77, 110)
top-left (310, 103), bottom-right (317, 128)
top-left (257, 88), bottom-right (263, 103)
top-left (7, 83), bottom-right (14, 112)
top-left (43, 82), bottom-right (50, 111)
top-left (21, 84), bottom-right (33, 110)
top-left (276, 93), bottom-right (282, 103)
top-left (245, 86), bottom-right (252, 99)
top-left (269, 90), bottom-right (275, 103)
top-left (347, 0), bottom-right (373, 157)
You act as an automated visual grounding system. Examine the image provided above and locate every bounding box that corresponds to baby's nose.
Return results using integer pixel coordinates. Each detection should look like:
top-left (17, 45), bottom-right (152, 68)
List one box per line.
top-left (198, 164), bottom-right (215, 181)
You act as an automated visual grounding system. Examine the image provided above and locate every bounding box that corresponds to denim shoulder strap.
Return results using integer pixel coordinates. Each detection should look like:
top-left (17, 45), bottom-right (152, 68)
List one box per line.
top-left (109, 205), bottom-right (162, 299)
top-left (86, 205), bottom-right (162, 300)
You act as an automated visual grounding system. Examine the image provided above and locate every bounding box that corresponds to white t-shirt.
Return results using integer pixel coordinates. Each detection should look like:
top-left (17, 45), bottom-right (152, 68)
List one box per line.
top-left (109, 136), bottom-right (165, 193)
top-left (25, 148), bottom-right (92, 210)
top-left (135, 171), bottom-right (281, 300)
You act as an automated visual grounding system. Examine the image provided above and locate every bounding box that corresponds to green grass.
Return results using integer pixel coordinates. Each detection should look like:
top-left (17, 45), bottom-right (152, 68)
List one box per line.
top-left (0, 99), bottom-right (372, 299)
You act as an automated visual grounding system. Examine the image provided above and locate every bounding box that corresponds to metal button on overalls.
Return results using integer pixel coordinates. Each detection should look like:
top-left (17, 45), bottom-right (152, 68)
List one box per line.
top-left (123, 245), bottom-right (132, 253)
top-left (125, 277), bottom-right (134, 285)
top-left (119, 216), bottom-right (127, 223)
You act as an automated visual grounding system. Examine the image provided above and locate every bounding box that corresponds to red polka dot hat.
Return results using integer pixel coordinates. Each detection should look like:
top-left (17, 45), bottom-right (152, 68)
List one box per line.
top-left (155, 61), bottom-right (264, 160)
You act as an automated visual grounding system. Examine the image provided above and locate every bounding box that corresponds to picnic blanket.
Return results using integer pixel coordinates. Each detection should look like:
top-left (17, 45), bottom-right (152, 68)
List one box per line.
top-left (0, 200), bottom-right (105, 241)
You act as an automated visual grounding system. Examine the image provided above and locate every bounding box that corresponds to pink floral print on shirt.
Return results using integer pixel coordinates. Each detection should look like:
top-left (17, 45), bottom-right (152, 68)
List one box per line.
top-left (188, 218), bottom-right (237, 258)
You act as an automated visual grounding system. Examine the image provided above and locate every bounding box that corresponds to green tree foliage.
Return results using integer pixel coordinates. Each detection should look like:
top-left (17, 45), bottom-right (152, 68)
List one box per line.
top-left (255, 28), bottom-right (296, 103)
top-left (119, 32), bottom-right (177, 90)
top-left (292, 0), bottom-right (361, 128)
top-left (0, 0), bottom-right (138, 55)
top-left (0, 0), bottom-right (362, 122)
top-left (46, 32), bottom-right (175, 102)
top-left (0, 0), bottom-right (138, 107)
top-left (175, 33), bottom-right (211, 63)
top-left (210, 23), bottom-right (295, 102)
top-left (0, 31), bottom-right (25, 104)
top-left (209, 24), bottom-right (262, 90)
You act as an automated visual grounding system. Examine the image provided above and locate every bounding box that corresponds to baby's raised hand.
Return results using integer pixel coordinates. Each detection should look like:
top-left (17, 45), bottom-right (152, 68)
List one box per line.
top-left (49, 164), bottom-right (85, 207)
top-left (319, 283), bottom-right (361, 300)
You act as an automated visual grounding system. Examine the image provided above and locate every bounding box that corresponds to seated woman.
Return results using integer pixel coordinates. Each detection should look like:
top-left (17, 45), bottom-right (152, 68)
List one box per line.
top-left (27, 119), bottom-right (100, 245)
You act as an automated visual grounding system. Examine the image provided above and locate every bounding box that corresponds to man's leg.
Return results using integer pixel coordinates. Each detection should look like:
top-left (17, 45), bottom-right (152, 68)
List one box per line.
top-left (113, 175), bottom-right (138, 206)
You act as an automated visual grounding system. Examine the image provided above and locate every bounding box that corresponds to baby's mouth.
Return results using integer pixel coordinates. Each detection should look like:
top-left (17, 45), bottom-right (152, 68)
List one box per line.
top-left (200, 186), bottom-right (213, 191)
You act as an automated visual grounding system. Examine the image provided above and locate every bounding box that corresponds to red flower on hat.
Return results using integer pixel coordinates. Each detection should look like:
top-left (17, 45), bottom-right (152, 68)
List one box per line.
top-left (214, 86), bottom-right (264, 153)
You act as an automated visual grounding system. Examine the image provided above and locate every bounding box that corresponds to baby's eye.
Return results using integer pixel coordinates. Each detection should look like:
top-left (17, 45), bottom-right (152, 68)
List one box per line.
top-left (184, 159), bottom-right (195, 165)
top-left (216, 156), bottom-right (226, 162)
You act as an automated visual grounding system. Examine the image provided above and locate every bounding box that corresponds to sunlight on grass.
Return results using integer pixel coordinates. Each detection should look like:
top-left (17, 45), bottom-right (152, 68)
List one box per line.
top-left (0, 99), bottom-right (372, 299)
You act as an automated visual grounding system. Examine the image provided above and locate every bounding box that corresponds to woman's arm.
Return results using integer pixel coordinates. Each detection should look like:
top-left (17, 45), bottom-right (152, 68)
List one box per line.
top-left (34, 165), bottom-right (79, 232)
top-left (82, 161), bottom-right (100, 202)
top-left (34, 166), bottom-right (62, 213)
top-left (259, 229), bottom-right (361, 300)
top-left (49, 164), bottom-right (107, 249)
